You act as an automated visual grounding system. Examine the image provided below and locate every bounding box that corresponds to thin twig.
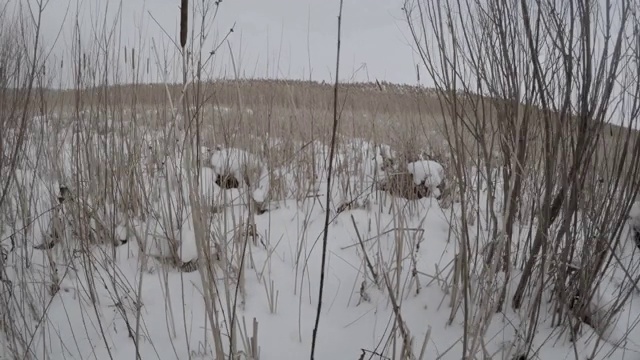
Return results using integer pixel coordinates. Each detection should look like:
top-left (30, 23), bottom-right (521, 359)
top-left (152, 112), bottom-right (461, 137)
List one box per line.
top-left (310, 1), bottom-right (344, 358)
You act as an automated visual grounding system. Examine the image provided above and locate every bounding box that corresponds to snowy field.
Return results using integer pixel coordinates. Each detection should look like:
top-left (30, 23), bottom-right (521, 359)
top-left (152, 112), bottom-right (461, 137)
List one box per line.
top-left (1, 106), bottom-right (640, 360)
top-left (3, 0), bottom-right (640, 359)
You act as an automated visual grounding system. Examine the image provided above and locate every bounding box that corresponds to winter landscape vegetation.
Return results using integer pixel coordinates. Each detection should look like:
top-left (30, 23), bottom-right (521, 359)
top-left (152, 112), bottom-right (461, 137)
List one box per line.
top-left (3, 0), bottom-right (640, 359)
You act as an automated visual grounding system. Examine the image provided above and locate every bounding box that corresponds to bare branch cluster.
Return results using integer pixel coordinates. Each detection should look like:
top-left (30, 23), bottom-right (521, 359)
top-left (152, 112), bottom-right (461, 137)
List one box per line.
top-left (405, 0), bottom-right (640, 356)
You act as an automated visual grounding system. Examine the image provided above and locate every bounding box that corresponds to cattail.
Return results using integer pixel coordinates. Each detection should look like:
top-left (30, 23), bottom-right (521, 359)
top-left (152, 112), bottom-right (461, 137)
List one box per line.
top-left (124, 46), bottom-right (127, 64)
top-left (147, 58), bottom-right (150, 74)
top-left (180, 0), bottom-right (188, 48)
top-left (132, 48), bottom-right (135, 70)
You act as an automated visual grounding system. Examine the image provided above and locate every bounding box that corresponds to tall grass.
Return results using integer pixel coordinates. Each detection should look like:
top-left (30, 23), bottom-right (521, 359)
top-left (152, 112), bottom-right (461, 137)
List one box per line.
top-left (405, 0), bottom-right (640, 358)
top-left (2, 1), bottom-right (640, 359)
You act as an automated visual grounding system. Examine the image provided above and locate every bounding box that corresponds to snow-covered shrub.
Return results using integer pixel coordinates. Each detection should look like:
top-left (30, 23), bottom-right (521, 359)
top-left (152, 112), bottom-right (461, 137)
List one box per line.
top-left (374, 150), bottom-right (446, 200)
top-left (407, 160), bottom-right (445, 198)
top-left (209, 147), bottom-right (270, 206)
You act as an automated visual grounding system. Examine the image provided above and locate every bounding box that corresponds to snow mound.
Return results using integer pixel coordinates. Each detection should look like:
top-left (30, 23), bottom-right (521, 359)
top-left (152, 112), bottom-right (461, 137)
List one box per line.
top-left (407, 160), bottom-right (445, 197)
top-left (210, 147), bottom-right (270, 204)
top-left (251, 171), bottom-right (270, 203)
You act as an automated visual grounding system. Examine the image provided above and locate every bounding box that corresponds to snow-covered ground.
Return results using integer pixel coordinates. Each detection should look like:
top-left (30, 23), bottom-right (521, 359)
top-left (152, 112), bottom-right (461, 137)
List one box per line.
top-left (3, 0), bottom-right (640, 357)
top-left (2, 113), bottom-right (640, 360)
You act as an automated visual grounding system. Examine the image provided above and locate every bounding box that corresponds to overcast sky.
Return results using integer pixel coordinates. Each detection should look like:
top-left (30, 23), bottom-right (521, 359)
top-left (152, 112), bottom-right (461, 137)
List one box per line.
top-left (19, 0), bottom-right (422, 87)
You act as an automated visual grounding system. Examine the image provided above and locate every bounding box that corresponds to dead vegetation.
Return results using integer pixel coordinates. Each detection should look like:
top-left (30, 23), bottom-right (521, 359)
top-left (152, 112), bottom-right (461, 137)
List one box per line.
top-left (2, 0), bottom-right (640, 358)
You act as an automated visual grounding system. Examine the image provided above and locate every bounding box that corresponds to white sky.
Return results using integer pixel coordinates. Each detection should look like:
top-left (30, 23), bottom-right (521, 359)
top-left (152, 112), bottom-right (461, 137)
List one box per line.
top-left (24, 0), bottom-right (422, 87)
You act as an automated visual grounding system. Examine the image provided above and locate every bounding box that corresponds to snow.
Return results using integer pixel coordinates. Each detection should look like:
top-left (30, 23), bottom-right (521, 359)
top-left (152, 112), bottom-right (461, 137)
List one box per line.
top-left (4, 117), bottom-right (640, 360)
top-left (407, 160), bottom-right (445, 197)
top-left (3, 0), bottom-right (640, 357)
top-left (629, 201), bottom-right (640, 230)
top-left (251, 168), bottom-right (270, 203)
top-left (209, 147), bottom-right (271, 204)
top-left (177, 218), bottom-right (199, 263)
top-left (407, 160), bottom-right (444, 187)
